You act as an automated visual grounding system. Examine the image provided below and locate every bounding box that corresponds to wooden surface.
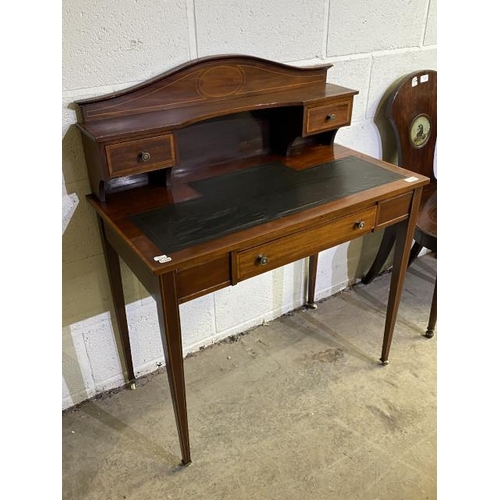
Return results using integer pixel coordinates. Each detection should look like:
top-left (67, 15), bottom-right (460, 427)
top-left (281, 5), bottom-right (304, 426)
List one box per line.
top-left (388, 70), bottom-right (437, 182)
top-left (105, 133), bottom-right (176, 176)
top-left (75, 55), bottom-right (429, 465)
top-left (387, 69), bottom-right (437, 254)
top-left (129, 156), bottom-right (403, 255)
top-left (89, 145), bottom-right (426, 277)
top-left (75, 55), bottom-right (358, 201)
top-left (362, 69), bottom-right (437, 286)
top-left (415, 185), bottom-right (437, 252)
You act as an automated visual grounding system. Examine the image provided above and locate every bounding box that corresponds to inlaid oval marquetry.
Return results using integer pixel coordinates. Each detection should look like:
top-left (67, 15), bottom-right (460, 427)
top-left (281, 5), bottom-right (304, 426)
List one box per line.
top-left (197, 66), bottom-right (245, 98)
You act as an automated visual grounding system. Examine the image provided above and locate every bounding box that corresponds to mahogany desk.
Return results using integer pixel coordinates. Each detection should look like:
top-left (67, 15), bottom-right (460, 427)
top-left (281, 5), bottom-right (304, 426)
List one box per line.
top-left (75, 55), bottom-right (429, 465)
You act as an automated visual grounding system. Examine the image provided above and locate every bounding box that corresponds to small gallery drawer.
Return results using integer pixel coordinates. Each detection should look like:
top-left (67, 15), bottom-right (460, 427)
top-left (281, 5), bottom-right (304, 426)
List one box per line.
top-left (105, 134), bottom-right (176, 176)
top-left (304, 98), bottom-right (352, 135)
top-left (235, 206), bottom-right (376, 282)
top-left (376, 192), bottom-right (413, 228)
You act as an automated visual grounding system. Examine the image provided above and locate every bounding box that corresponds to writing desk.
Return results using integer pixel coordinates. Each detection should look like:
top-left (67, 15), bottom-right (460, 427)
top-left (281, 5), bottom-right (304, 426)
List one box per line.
top-left (75, 55), bottom-right (429, 465)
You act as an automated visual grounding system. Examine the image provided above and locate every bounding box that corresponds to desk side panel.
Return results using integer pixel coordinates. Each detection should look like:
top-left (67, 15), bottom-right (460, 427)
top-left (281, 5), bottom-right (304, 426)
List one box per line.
top-left (176, 255), bottom-right (231, 303)
top-left (103, 220), bottom-right (158, 297)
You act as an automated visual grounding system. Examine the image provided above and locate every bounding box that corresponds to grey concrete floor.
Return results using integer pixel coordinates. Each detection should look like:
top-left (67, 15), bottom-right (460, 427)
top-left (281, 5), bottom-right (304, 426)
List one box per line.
top-left (62, 254), bottom-right (437, 500)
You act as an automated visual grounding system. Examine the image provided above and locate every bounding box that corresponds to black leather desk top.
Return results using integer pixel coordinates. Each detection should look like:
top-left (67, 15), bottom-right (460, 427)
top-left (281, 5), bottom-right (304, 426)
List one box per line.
top-left (131, 156), bottom-right (403, 254)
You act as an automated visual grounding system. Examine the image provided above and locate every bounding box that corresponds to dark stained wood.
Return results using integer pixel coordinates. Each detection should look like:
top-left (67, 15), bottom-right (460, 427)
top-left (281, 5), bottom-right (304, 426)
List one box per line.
top-left (176, 255), bottom-right (231, 303)
top-left (425, 280), bottom-right (437, 338)
top-left (75, 54), bottom-right (430, 465)
top-left (235, 206), bottom-right (376, 282)
top-left (307, 254), bottom-right (319, 309)
top-left (371, 70), bottom-right (437, 338)
top-left (362, 227), bottom-right (396, 284)
top-left (414, 188), bottom-right (437, 251)
top-left (75, 55), bottom-right (358, 201)
top-left (414, 186), bottom-right (437, 339)
top-left (86, 145), bottom-right (427, 278)
top-left (106, 133), bottom-right (176, 176)
top-left (408, 241), bottom-right (424, 268)
top-left (97, 218), bottom-right (135, 386)
top-left (102, 219), bottom-right (158, 297)
top-left (380, 186), bottom-right (422, 364)
top-left (76, 55), bottom-right (333, 122)
top-left (79, 133), bottom-right (108, 202)
top-left (363, 70), bottom-right (437, 297)
top-left (388, 70), bottom-right (437, 181)
top-left (76, 84), bottom-right (357, 142)
top-left (175, 112), bottom-right (270, 168)
top-left (375, 192), bottom-right (413, 229)
top-left (303, 97), bottom-right (353, 135)
top-left (130, 157), bottom-right (402, 256)
top-left (155, 271), bottom-right (191, 465)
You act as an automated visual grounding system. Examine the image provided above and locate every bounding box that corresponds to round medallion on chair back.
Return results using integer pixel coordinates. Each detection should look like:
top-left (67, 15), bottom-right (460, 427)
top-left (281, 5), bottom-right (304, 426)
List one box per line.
top-left (387, 70), bottom-right (437, 182)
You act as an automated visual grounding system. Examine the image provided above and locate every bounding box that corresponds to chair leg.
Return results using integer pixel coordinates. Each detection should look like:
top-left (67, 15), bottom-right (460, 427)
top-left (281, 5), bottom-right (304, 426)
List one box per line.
top-left (408, 242), bottom-right (424, 268)
top-left (425, 279), bottom-right (437, 338)
top-left (306, 253), bottom-right (319, 309)
top-left (362, 226), bottom-right (397, 284)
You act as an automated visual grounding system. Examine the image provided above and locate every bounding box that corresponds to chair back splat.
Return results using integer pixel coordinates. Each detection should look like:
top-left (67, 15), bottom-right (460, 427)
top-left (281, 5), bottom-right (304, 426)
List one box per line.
top-left (387, 70), bottom-right (437, 182)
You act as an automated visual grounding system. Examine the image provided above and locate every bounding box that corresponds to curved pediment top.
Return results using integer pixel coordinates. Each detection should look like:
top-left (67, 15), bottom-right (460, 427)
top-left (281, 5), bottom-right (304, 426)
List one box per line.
top-left (76, 54), bottom-right (332, 122)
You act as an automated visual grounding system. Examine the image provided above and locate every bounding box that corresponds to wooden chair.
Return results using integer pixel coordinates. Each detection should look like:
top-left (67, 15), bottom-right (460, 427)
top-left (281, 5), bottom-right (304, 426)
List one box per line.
top-left (362, 70), bottom-right (437, 338)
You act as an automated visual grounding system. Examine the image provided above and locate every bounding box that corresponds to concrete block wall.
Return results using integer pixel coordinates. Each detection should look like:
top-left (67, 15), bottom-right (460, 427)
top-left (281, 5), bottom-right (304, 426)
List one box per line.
top-left (62, 0), bottom-right (437, 409)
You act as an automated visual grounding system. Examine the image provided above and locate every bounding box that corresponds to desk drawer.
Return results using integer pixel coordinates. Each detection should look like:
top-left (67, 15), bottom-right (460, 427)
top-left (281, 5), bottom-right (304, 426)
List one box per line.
top-left (304, 98), bottom-right (352, 135)
top-left (176, 255), bottom-right (231, 303)
top-left (105, 134), bottom-right (176, 176)
top-left (235, 206), bottom-right (376, 282)
top-left (376, 192), bottom-right (413, 228)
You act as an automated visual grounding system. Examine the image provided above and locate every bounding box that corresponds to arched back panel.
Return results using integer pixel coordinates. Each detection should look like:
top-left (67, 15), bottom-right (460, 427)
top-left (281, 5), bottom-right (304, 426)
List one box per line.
top-left (386, 70), bottom-right (437, 181)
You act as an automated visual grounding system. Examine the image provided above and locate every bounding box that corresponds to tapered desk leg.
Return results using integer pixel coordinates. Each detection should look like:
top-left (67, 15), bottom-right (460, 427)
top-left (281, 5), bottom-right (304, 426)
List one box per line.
top-left (98, 218), bottom-right (136, 388)
top-left (306, 254), bottom-right (319, 309)
top-left (156, 271), bottom-right (191, 466)
top-left (380, 187), bottom-right (423, 365)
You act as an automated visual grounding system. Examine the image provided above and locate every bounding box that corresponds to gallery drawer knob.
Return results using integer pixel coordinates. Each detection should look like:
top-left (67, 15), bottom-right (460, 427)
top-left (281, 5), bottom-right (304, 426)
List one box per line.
top-left (326, 114), bottom-right (336, 121)
top-left (257, 254), bottom-right (269, 266)
top-left (139, 151), bottom-right (151, 162)
top-left (355, 221), bottom-right (365, 230)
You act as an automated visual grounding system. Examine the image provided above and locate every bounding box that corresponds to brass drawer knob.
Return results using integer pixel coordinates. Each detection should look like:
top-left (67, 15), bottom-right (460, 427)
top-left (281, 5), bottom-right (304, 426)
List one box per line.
top-left (326, 114), bottom-right (336, 121)
top-left (257, 254), bottom-right (269, 266)
top-left (355, 221), bottom-right (365, 230)
top-left (139, 151), bottom-right (151, 162)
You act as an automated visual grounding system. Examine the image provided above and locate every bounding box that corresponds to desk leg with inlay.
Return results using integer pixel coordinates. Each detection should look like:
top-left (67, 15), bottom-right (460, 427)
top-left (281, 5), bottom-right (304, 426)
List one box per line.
top-left (380, 187), bottom-right (423, 364)
top-left (156, 271), bottom-right (191, 466)
top-left (98, 218), bottom-right (136, 389)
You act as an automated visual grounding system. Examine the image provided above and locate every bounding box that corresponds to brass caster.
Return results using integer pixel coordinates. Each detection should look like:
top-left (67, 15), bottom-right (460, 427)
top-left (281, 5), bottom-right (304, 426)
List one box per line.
top-left (129, 382), bottom-right (136, 390)
top-left (306, 303), bottom-right (318, 310)
top-left (424, 329), bottom-right (435, 339)
top-left (380, 359), bottom-right (389, 366)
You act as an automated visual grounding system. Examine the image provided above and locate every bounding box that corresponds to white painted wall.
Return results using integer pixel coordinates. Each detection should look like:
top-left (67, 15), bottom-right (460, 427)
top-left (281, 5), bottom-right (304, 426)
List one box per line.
top-left (62, 0), bottom-right (437, 409)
